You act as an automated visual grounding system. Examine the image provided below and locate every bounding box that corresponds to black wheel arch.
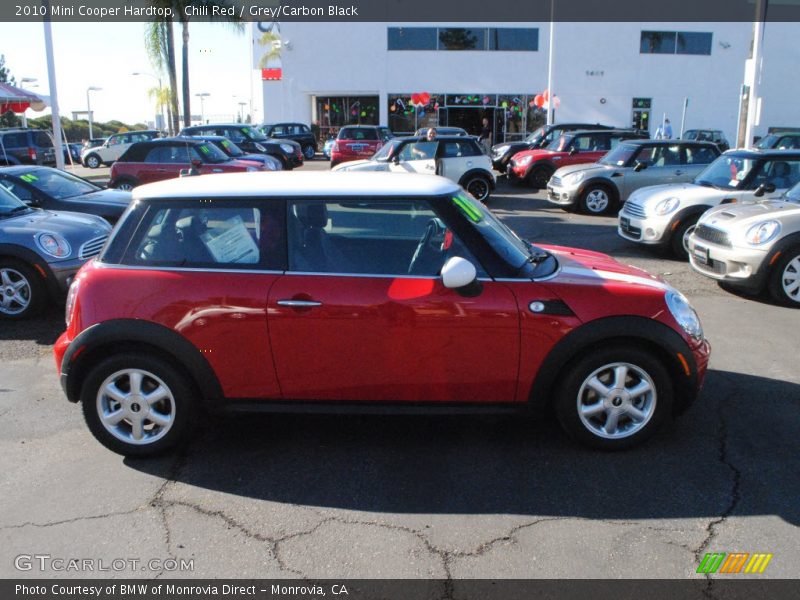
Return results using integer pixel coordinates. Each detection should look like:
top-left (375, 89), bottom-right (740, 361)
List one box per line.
top-left (458, 169), bottom-right (495, 190)
top-left (528, 315), bottom-right (701, 416)
top-left (525, 161), bottom-right (556, 180)
top-left (577, 178), bottom-right (621, 205)
top-left (60, 319), bottom-right (224, 409)
top-left (667, 205), bottom-right (714, 231)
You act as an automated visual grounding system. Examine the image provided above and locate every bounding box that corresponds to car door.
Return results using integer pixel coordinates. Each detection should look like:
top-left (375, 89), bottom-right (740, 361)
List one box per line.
top-left (680, 145), bottom-right (718, 183)
top-left (388, 141), bottom-right (438, 175)
top-left (438, 140), bottom-right (483, 183)
top-left (267, 197), bottom-right (520, 403)
top-left (107, 134), bottom-right (133, 162)
top-left (136, 147), bottom-right (174, 183)
top-left (625, 144), bottom-right (682, 191)
top-left (743, 157), bottom-right (800, 200)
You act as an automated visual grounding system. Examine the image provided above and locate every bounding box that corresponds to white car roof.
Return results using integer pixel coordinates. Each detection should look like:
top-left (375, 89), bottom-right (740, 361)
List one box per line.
top-left (132, 171), bottom-right (462, 200)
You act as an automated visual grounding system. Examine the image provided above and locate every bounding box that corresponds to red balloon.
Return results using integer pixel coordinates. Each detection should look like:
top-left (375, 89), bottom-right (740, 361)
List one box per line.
top-left (411, 93), bottom-right (421, 106)
top-left (420, 92), bottom-right (431, 105)
top-left (534, 95), bottom-right (545, 108)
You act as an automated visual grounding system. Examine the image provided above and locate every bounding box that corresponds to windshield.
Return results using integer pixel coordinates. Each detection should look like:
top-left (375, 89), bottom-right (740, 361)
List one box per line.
top-left (524, 127), bottom-right (544, 144)
top-left (217, 139), bottom-right (244, 157)
top-left (683, 131), bottom-right (699, 140)
top-left (239, 126), bottom-right (268, 142)
top-left (545, 135), bottom-right (569, 151)
top-left (371, 139), bottom-right (402, 161)
top-left (451, 192), bottom-right (532, 271)
top-left (0, 185), bottom-right (29, 217)
top-left (784, 182), bottom-right (800, 204)
top-left (599, 143), bottom-right (638, 166)
top-left (755, 134), bottom-right (778, 149)
top-left (196, 143), bottom-right (232, 164)
top-left (695, 155), bottom-right (758, 190)
top-left (19, 168), bottom-right (99, 199)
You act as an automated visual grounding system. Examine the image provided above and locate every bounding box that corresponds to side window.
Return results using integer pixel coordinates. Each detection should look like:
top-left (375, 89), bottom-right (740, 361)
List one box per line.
top-left (753, 159), bottom-right (800, 190)
top-left (124, 201), bottom-right (285, 269)
top-left (684, 146), bottom-right (716, 165)
top-left (572, 136), bottom-right (593, 151)
top-left (271, 125), bottom-right (285, 135)
top-left (652, 145), bottom-right (680, 166)
top-left (108, 135), bottom-right (122, 147)
top-left (144, 147), bottom-right (169, 163)
top-left (591, 135), bottom-right (611, 151)
top-left (399, 141), bottom-right (437, 161)
top-left (168, 145), bottom-right (192, 163)
top-left (286, 199), bottom-right (486, 277)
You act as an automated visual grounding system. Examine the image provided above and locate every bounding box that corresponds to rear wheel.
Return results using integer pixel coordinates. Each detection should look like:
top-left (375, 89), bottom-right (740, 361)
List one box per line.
top-left (81, 353), bottom-right (196, 457)
top-left (768, 247), bottom-right (800, 307)
top-left (671, 215), bottom-right (700, 260)
top-left (84, 154), bottom-right (102, 169)
top-left (0, 259), bottom-right (44, 320)
top-left (302, 144), bottom-right (316, 160)
top-left (579, 184), bottom-right (615, 215)
top-left (554, 346), bottom-right (673, 450)
top-left (112, 178), bottom-right (138, 191)
top-left (527, 165), bottom-right (553, 190)
top-left (464, 175), bottom-right (492, 202)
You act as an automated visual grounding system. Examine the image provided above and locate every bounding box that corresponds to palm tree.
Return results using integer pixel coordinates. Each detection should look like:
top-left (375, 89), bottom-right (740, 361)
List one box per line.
top-left (257, 30), bottom-right (282, 68)
top-left (144, 20), bottom-right (180, 134)
top-left (147, 85), bottom-right (173, 133)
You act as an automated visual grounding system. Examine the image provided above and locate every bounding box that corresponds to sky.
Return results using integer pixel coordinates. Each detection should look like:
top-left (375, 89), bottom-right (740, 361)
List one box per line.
top-left (1, 21), bottom-right (254, 125)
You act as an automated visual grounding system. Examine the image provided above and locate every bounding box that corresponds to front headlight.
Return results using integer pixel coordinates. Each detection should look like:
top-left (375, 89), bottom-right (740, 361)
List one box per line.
top-left (564, 171), bottom-right (585, 186)
top-left (745, 220), bottom-right (781, 245)
top-left (65, 279), bottom-right (79, 326)
top-left (280, 143), bottom-right (294, 154)
top-left (495, 145), bottom-right (510, 155)
top-left (35, 232), bottom-right (71, 258)
top-left (517, 155), bottom-right (533, 166)
top-left (246, 166), bottom-right (257, 172)
top-left (665, 290), bottom-right (703, 339)
top-left (653, 197), bottom-right (681, 216)
top-left (254, 143), bottom-right (267, 152)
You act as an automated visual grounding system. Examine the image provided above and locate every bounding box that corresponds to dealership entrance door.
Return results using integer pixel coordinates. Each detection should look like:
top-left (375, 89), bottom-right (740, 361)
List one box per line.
top-left (439, 107), bottom-right (501, 141)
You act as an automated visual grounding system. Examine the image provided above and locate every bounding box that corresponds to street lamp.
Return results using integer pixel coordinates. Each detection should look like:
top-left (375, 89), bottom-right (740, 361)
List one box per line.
top-left (132, 72), bottom-right (165, 132)
top-left (238, 101), bottom-right (247, 123)
top-left (86, 86), bottom-right (102, 139)
top-left (19, 78), bottom-right (38, 128)
top-left (196, 92), bottom-right (210, 124)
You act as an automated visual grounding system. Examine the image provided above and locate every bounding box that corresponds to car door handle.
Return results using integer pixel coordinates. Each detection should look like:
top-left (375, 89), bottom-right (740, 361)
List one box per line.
top-left (674, 170), bottom-right (684, 175)
top-left (424, 164), bottom-right (435, 170)
top-left (277, 299), bottom-right (322, 307)
top-left (212, 168), bottom-right (223, 173)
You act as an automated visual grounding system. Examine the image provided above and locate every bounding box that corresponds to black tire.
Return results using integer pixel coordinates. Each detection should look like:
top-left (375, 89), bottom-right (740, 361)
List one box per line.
top-left (270, 154), bottom-right (289, 170)
top-left (302, 144), bottom-right (316, 160)
top-left (767, 246), bottom-right (800, 307)
top-left (464, 175), bottom-right (492, 202)
top-left (670, 215), bottom-right (700, 260)
top-left (554, 346), bottom-right (673, 450)
top-left (80, 353), bottom-right (196, 457)
top-left (84, 154), bottom-right (102, 169)
top-left (579, 184), bottom-right (616, 216)
top-left (0, 258), bottom-right (45, 320)
top-left (527, 165), bottom-right (553, 189)
top-left (112, 178), bottom-right (138, 191)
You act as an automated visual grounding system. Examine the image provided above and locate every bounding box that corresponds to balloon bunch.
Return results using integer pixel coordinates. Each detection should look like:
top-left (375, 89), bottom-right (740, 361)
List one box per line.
top-left (532, 90), bottom-right (561, 110)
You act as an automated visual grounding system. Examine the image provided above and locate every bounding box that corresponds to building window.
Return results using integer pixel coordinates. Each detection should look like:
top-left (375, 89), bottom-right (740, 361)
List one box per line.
top-left (641, 31), bottom-right (712, 55)
top-left (388, 27), bottom-right (538, 51)
top-left (388, 27), bottom-right (437, 50)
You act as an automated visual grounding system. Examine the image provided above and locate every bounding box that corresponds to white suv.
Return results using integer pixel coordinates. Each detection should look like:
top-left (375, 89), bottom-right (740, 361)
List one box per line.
top-left (81, 130), bottom-right (160, 168)
top-left (332, 135), bottom-right (496, 202)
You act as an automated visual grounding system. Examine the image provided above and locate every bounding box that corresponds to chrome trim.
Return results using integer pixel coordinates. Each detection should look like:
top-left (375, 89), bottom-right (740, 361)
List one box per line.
top-left (94, 262), bottom-right (285, 275)
top-left (78, 235), bottom-right (109, 260)
top-left (277, 300), bottom-right (322, 307)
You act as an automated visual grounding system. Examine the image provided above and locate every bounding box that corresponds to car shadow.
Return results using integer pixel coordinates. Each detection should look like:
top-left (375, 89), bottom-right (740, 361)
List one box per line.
top-left (125, 369), bottom-right (800, 525)
top-left (0, 306), bottom-right (63, 345)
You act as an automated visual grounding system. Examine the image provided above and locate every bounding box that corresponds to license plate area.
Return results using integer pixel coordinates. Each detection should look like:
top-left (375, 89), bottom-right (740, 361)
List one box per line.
top-left (693, 244), bottom-right (709, 265)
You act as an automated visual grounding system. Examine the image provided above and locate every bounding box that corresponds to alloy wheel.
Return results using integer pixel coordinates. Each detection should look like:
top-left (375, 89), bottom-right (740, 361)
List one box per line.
top-left (781, 256), bottom-right (800, 303)
top-left (585, 189), bottom-right (610, 214)
top-left (0, 268), bottom-right (31, 316)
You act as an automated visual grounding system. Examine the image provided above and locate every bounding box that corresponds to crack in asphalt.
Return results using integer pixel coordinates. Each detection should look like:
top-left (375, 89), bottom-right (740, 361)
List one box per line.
top-left (0, 509), bottom-right (140, 531)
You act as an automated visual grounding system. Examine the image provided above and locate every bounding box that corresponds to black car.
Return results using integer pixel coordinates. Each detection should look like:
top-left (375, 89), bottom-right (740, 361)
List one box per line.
top-left (490, 122), bottom-right (615, 173)
top-left (682, 129), bottom-right (730, 152)
top-left (0, 128), bottom-right (57, 166)
top-left (178, 135), bottom-right (283, 171)
top-left (261, 122), bottom-right (317, 160)
top-left (755, 131), bottom-right (800, 150)
top-left (179, 124), bottom-right (303, 170)
top-left (0, 166), bottom-right (131, 225)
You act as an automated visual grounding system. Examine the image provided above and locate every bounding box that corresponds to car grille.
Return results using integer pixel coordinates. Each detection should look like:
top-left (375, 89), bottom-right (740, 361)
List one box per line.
top-left (550, 175), bottom-right (562, 187)
top-left (693, 257), bottom-right (728, 275)
top-left (622, 202), bottom-right (647, 219)
top-left (79, 235), bottom-right (108, 260)
top-left (619, 218), bottom-right (642, 239)
top-left (694, 224), bottom-right (731, 247)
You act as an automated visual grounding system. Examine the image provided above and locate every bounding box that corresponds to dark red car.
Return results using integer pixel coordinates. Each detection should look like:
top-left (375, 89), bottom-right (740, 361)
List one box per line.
top-left (55, 172), bottom-right (709, 457)
top-left (508, 129), bottom-right (648, 189)
top-left (329, 126), bottom-right (393, 168)
top-left (108, 138), bottom-right (265, 190)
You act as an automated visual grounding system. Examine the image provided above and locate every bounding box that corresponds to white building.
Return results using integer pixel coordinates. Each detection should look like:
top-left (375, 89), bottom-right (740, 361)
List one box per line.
top-left (253, 22), bottom-right (799, 145)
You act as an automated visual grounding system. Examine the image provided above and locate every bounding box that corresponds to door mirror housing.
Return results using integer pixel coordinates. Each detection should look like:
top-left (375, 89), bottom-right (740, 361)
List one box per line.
top-left (754, 182), bottom-right (777, 197)
top-left (633, 161), bottom-right (647, 172)
top-left (441, 256), bottom-right (481, 296)
top-left (568, 147), bottom-right (578, 156)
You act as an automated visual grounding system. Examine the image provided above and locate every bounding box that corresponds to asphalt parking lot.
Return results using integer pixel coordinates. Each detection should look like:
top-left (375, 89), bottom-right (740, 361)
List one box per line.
top-left (1, 159), bottom-right (798, 584)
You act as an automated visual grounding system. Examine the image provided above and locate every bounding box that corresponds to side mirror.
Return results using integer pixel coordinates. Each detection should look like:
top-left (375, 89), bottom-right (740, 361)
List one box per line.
top-left (568, 147), bottom-right (578, 156)
top-left (191, 159), bottom-right (202, 168)
top-left (633, 161), bottom-right (647, 172)
top-left (441, 257), bottom-right (481, 296)
top-left (391, 155), bottom-right (401, 164)
top-left (753, 182), bottom-right (776, 197)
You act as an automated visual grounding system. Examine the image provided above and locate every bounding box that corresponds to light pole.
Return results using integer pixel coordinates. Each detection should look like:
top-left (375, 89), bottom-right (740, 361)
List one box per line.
top-left (86, 86), bottom-right (102, 139)
top-left (238, 102), bottom-right (247, 122)
top-left (196, 92), bottom-right (210, 124)
top-left (19, 78), bottom-right (38, 128)
top-left (132, 72), bottom-right (164, 132)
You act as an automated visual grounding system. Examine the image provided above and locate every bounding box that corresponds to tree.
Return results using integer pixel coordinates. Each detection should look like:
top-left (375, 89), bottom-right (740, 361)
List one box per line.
top-left (148, 85), bottom-right (173, 132)
top-left (0, 54), bottom-right (21, 128)
top-left (438, 28), bottom-right (478, 50)
top-left (144, 19), bottom-right (180, 134)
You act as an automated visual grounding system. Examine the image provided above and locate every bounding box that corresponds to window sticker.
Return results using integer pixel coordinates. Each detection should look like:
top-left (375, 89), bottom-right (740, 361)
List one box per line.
top-left (200, 215), bottom-right (259, 263)
top-left (452, 195), bottom-right (482, 223)
top-left (198, 145), bottom-right (210, 154)
top-left (20, 174), bottom-right (38, 183)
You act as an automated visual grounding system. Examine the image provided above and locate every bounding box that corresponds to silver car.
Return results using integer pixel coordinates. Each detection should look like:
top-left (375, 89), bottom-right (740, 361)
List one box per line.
top-left (547, 140), bottom-right (720, 215)
top-left (618, 149), bottom-right (800, 258)
top-left (687, 181), bottom-right (800, 306)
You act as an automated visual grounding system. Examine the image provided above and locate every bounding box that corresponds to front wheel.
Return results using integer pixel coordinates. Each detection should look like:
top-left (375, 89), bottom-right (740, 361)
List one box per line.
top-left (464, 176), bottom-right (492, 202)
top-left (0, 259), bottom-right (45, 320)
top-left (768, 247), bottom-right (800, 307)
top-left (554, 346), bottom-right (673, 450)
top-left (302, 144), bottom-right (316, 160)
top-left (671, 215), bottom-right (699, 260)
top-left (579, 185), bottom-right (614, 215)
top-left (84, 154), bottom-right (102, 169)
top-left (527, 166), bottom-right (553, 190)
top-left (81, 353), bottom-right (196, 457)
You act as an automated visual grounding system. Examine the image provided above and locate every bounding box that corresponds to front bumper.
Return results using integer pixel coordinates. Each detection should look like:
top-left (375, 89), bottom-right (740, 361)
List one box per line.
top-left (507, 163), bottom-right (530, 183)
top-left (686, 236), bottom-right (770, 293)
top-left (546, 183), bottom-right (579, 206)
top-left (617, 209), bottom-right (673, 246)
top-left (45, 257), bottom-right (86, 297)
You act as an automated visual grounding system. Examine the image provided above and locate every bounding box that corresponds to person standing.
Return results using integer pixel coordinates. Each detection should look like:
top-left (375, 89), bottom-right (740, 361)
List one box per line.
top-left (478, 117), bottom-right (492, 152)
top-left (655, 118), bottom-right (673, 140)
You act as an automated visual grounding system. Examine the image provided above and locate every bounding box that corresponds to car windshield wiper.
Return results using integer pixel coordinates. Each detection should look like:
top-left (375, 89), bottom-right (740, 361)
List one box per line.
top-left (3, 205), bottom-right (30, 216)
top-left (523, 238), bottom-right (549, 263)
top-left (695, 180), bottom-right (716, 188)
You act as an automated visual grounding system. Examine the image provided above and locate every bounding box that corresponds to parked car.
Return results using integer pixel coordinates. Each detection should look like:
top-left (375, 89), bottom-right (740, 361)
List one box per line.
top-left (63, 143), bottom-right (83, 164)
top-left (490, 123), bottom-right (615, 173)
top-left (330, 126), bottom-right (393, 168)
top-left (81, 130), bottom-right (160, 169)
top-left (108, 138), bottom-right (265, 190)
top-left (546, 140), bottom-right (721, 215)
top-left (260, 122), bottom-right (317, 160)
top-left (618, 149), bottom-right (800, 258)
top-left (180, 135), bottom-right (282, 171)
top-left (687, 180), bottom-right (800, 306)
top-left (508, 129), bottom-right (649, 189)
top-left (82, 138), bottom-right (107, 151)
top-left (332, 135), bottom-right (496, 202)
top-left (54, 171), bottom-right (709, 456)
top-left (682, 129), bottom-right (730, 152)
top-left (0, 166), bottom-right (131, 224)
top-left (0, 128), bottom-right (56, 166)
top-left (754, 131), bottom-right (800, 150)
top-left (0, 184), bottom-right (111, 319)
top-left (414, 126), bottom-right (469, 137)
top-left (322, 137), bottom-right (336, 159)
top-left (179, 124), bottom-right (303, 170)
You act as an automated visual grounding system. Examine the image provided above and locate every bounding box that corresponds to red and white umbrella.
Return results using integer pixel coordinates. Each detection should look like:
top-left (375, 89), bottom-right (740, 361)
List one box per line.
top-left (0, 82), bottom-right (47, 113)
